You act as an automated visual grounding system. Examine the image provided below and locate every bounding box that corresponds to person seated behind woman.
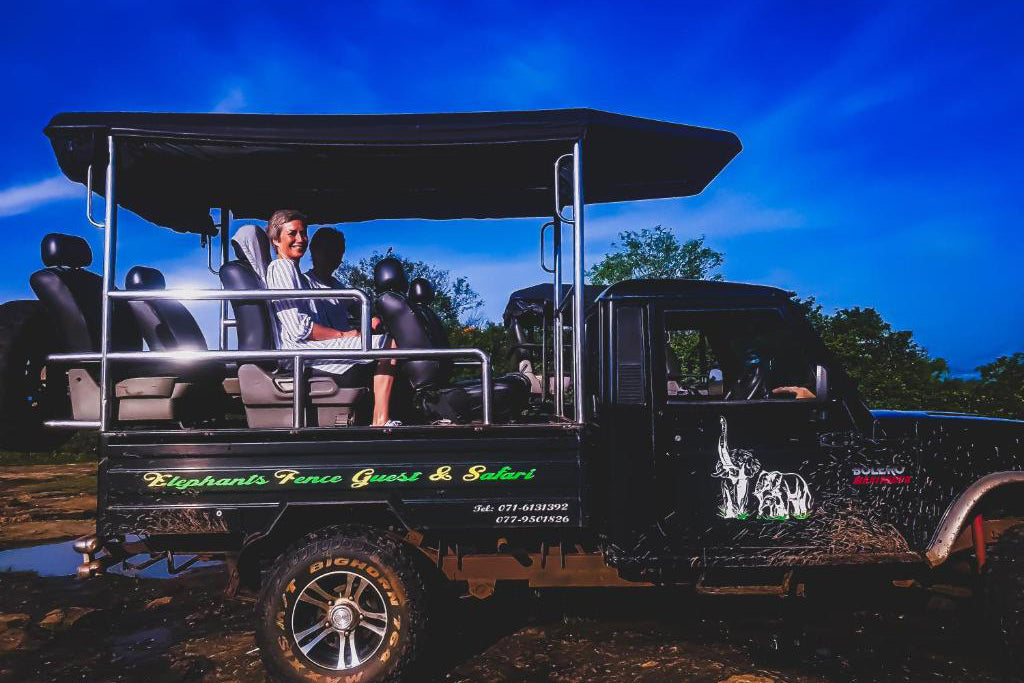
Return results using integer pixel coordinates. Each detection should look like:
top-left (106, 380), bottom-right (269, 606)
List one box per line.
top-left (265, 209), bottom-right (399, 426)
top-left (305, 226), bottom-right (356, 332)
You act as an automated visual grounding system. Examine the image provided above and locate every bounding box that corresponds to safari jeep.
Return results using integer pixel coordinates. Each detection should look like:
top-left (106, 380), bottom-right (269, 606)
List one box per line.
top-left (1, 109), bottom-right (1021, 683)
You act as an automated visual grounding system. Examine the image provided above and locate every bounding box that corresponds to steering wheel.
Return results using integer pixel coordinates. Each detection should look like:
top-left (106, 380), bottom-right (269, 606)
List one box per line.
top-left (724, 363), bottom-right (766, 400)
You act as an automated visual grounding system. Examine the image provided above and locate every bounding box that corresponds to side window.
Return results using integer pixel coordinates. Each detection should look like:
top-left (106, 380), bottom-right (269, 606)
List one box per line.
top-left (664, 309), bottom-right (818, 402)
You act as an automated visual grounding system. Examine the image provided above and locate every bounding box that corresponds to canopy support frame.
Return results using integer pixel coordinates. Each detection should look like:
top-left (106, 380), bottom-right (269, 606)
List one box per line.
top-left (218, 208), bottom-right (232, 350)
top-left (571, 140), bottom-right (586, 423)
top-left (99, 136), bottom-right (117, 431)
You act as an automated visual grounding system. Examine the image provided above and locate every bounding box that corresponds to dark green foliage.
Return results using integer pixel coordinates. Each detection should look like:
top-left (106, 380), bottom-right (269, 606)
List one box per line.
top-left (968, 353), bottom-right (1024, 419)
top-left (450, 322), bottom-right (516, 375)
top-left (0, 431), bottom-right (98, 466)
top-left (794, 298), bottom-right (955, 410)
top-left (588, 227), bottom-right (723, 285)
top-left (794, 297), bottom-right (1023, 417)
top-left (335, 250), bottom-right (513, 379)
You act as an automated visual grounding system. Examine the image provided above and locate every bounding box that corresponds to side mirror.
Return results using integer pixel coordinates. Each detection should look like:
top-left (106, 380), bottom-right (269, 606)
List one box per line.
top-left (814, 364), bottom-right (828, 401)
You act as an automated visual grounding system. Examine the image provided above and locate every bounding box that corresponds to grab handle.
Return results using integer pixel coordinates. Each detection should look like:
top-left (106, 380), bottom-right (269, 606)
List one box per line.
top-left (540, 221), bottom-right (556, 274)
top-left (553, 154), bottom-right (575, 224)
top-left (85, 165), bottom-right (105, 229)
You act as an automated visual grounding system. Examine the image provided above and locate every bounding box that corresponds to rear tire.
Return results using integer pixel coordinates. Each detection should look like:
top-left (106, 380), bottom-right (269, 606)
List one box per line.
top-left (984, 524), bottom-right (1024, 671)
top-left (0, 300), bottom-right (71, 452)
top-left (255, 526), bottom-right (430, 683)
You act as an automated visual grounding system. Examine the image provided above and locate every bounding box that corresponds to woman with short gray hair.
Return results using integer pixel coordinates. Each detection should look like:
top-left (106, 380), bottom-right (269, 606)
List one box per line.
top-left (264, 210), bottom-right (399, 426)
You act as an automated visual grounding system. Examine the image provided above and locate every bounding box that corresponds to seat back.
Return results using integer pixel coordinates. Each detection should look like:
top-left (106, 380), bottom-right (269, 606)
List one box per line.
top-left (29, 233), bottom-right (141, 353)
top-left (373, 259), bottom-right (450, 390)
top-left (219, 260), bottom-right (276, 352)
top-left (125, 266), bottom-right (207, 351)
top-left (408, 277), bottom-right (450, 349)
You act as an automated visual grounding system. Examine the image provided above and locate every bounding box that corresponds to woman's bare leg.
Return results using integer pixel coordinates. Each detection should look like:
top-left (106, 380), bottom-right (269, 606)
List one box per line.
top-left (371, 340), bottom-right (399, 426)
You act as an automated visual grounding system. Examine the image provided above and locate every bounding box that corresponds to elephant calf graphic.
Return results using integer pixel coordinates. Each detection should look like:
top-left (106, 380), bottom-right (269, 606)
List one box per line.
top-left (752, 470), bottom-right (813, 518)
top-left (712, 416), bottom-right (813, 520)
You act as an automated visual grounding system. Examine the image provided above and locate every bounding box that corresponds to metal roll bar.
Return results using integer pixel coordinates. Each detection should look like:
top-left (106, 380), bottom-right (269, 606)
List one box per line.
top-left (108, 288), bottom-right (374, 351)
top-left (78, 131), bottom-right (577, 432)
top-left (218, 208), bottom-right (232, 350)
top-left (48, 346), bottom-right (492, 428)
top-left (570, 141), bottom-right (586, 423)
top-left (78, 287), bottom-right (476, 427)
top-left (99, 136), bottom-right (117, 431)
top-left (549, 144), bottom-right (586, 422)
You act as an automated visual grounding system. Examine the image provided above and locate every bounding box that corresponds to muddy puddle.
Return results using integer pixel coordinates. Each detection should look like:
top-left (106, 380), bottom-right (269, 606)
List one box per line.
top-left (0, 539), bottom-right (222, 578)
top-left (0, 464), bottom-right (96, 551)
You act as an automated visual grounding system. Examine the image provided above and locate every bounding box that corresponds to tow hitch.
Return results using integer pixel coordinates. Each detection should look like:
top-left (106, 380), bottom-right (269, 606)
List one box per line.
top-left (73, 534), bottom-right (207, 578)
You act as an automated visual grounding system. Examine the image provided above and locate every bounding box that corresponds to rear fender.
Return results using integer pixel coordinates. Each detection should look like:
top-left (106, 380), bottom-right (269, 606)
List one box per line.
top-left (235, 500), bottom-right (410, 592)
top-left (925, 472), bottom-right (1024, 567)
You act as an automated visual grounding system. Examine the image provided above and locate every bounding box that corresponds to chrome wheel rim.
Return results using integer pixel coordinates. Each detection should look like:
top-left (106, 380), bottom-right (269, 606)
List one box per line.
top-left (290, 570), bottom-right (389, 670)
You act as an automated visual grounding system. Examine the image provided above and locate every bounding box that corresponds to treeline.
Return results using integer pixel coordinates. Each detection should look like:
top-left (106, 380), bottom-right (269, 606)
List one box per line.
top-left (796, 299), bottom-right (1022, 418)
top-left (344, 229), bottom-right (1022, 419)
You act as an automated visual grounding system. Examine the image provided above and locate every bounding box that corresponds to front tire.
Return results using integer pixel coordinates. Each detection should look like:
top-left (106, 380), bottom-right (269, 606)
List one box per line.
top-left (984, 524), bottom-right (1024, 670)
top-left (255, 526), bottom-right (429, 683)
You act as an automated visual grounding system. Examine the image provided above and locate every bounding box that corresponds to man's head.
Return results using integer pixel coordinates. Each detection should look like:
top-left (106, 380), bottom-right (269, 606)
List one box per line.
top-left (267, 209), bottom-right (309, 261)
top-left (309, 227), bottom-right (346, 276)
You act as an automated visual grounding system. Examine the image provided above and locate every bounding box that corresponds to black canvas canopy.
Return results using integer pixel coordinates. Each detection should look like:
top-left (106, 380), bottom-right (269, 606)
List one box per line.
top-left (44, 109), bottom-right (741, 236)
top-left (503, 283), bottom-right (605, 327)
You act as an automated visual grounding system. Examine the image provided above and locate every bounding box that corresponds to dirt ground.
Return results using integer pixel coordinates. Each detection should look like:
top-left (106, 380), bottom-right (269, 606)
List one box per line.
top-left (0, 464), bottom-right (1012, 683)
top-left (0, 567), bottom-right (1008, 683)
top-left (0, 464), bottom-right (96, 550)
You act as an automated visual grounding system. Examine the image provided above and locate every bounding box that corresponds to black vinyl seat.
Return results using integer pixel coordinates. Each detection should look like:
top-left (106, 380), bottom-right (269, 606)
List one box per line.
top-left (219, 259), bottom-right (369, 428)
top-left (28, 233), bottom-right (206, 422)
top-left (120, 266), bottom-right (227, 420)
top-left (375, 260), bottom-right (530, 423)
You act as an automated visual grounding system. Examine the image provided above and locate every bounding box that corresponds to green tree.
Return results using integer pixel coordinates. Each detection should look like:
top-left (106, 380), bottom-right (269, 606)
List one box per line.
top-left (336, 249), bottom-right (484, 329)
top-left (450, 322), bottom-right (516, 375)
top-left (793, 297), bottom-right (962, 411)
top-left (969, 353), bottom-right (1024, 419)
top-left (588, 227), bottom-right (723, 284)
top-left (335, 250), bottom-right (512, 376)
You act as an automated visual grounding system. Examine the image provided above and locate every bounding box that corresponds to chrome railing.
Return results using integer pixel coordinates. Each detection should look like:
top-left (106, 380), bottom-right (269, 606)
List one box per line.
top-left (47, 288), bottom-right (493, 428)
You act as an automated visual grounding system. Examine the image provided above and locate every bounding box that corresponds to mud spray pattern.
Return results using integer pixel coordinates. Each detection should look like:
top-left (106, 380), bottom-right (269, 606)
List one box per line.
top-left (712, 416), bottom-right (813, 521)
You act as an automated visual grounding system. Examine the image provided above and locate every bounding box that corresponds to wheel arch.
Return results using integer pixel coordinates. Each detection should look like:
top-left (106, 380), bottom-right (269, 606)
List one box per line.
top-left (236, 501), bottom-right (414, 593)
top-left (925, 472), bottom-right (1024, 567)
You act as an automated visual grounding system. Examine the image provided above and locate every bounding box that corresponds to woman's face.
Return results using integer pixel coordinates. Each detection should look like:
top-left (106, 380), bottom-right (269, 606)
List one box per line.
top-left (273, 220), bottom-right (308, 261)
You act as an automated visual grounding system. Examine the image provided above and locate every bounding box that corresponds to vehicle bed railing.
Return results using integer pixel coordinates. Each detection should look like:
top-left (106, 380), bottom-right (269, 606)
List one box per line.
top-left (45, 288), bottom-right (494, 429)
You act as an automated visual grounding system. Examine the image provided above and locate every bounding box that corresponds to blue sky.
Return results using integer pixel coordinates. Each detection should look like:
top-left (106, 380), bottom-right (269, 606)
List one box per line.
top-left (2, 0), bottom-right (1021, 375)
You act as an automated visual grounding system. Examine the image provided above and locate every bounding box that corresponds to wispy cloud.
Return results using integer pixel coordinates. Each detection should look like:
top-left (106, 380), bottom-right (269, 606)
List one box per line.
top-left (213, 87), bottom-right (247, 113)
top-left (587, 191), bottom-right (805, 245)
top-left (0, 175), bottom-right (79, 218)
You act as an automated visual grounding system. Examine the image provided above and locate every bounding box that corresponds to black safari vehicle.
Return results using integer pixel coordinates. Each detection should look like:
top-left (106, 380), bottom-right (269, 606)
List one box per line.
top-left (2, 109), bottom-right (1023, 682)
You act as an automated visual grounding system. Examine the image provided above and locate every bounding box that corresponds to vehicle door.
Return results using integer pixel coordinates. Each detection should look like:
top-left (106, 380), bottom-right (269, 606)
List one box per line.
top-left (651, 305), bottom-right (859, 563)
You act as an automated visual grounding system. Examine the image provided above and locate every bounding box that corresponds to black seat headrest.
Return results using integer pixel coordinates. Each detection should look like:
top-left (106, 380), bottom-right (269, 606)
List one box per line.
top-left (374, 258), bottom-right (408, 294)
top-left (125, 266), bottom-right (166, 291)
top-left (220, 260), bottom-right (276, 352)
top-left (409, 278), bottom-right (434, 305)
top-left (41, 233), bottom-right (92, 268)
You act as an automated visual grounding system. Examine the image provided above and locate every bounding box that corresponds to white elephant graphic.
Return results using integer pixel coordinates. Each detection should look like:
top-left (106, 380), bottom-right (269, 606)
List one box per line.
top-left (711, 416), bottom-right (813, 520)
top-left (711, 415), bottom-right (761, 518)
